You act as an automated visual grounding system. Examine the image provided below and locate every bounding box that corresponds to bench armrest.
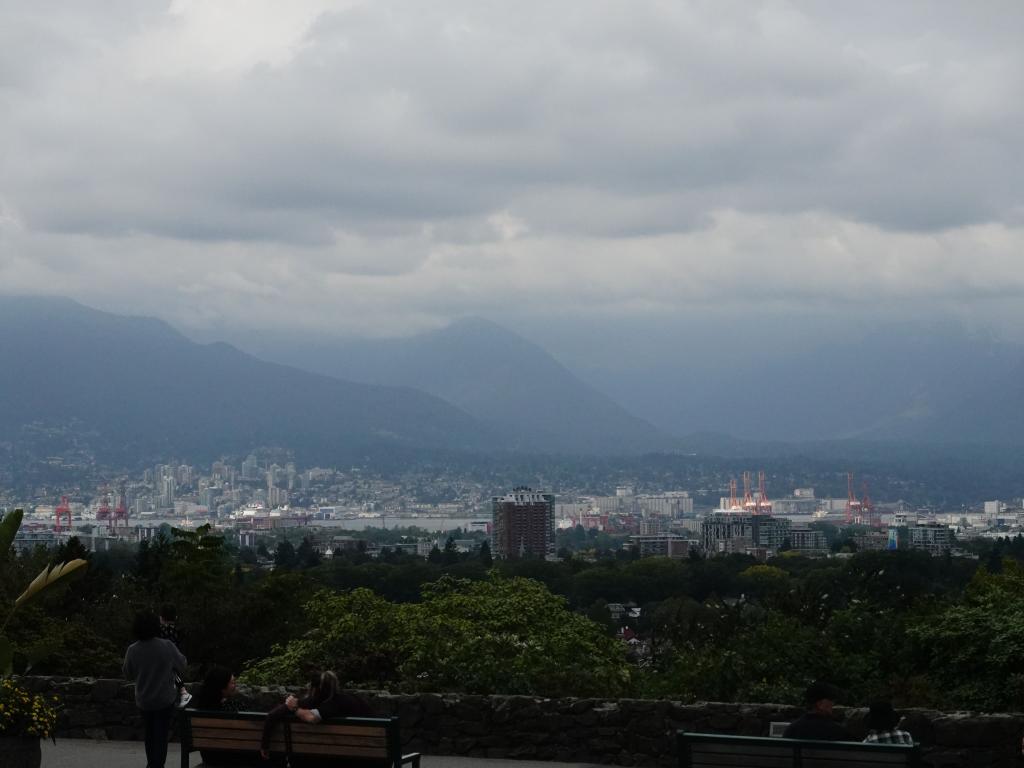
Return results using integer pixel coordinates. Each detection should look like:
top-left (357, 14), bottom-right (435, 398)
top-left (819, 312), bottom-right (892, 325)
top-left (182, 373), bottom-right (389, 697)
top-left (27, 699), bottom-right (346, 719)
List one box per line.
top-left (402, 752), bottom-right (421, 768)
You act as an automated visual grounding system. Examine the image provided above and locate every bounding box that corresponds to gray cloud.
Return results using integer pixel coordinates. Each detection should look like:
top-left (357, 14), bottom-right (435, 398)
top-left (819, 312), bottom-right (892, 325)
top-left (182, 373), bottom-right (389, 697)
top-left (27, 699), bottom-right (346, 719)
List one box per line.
top-left (0, 0), bottom-right (1022, 336)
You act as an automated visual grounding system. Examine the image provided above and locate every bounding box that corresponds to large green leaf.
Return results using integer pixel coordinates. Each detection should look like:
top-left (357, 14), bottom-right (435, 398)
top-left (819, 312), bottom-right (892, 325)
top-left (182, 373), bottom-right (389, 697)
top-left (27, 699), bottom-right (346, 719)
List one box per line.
top-left (14, 559), bottom-right (88, 609)
top-left (0, 509), bottom-right (24, 557)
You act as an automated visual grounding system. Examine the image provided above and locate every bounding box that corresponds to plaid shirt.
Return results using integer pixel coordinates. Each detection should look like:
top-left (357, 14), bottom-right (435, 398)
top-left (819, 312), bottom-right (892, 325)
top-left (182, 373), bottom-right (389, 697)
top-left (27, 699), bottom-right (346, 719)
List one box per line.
top-left (864, 729), bottom-right (914, 745)
top-left (159, 622), bottom-right (182, 649)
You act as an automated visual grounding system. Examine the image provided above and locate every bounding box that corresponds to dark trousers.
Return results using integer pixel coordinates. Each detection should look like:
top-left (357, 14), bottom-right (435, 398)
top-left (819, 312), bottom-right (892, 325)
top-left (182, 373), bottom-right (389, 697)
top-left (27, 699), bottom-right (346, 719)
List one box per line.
top-left (141, 705), bottom-right (175, 768)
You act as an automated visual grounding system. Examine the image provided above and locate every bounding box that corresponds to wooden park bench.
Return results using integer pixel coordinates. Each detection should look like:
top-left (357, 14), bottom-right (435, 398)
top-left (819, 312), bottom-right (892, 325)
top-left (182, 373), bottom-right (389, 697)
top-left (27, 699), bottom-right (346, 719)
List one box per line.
top-left (180, 708), bottom-right (421, 768)
top-left (679, 731), bottom-right (921, 767)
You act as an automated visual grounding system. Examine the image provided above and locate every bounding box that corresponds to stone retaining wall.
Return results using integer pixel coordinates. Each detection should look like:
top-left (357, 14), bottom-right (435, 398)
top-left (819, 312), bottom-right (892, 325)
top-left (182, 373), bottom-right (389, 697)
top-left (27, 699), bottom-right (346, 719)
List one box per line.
top-left (20, 677), bottom-right (1024, 768)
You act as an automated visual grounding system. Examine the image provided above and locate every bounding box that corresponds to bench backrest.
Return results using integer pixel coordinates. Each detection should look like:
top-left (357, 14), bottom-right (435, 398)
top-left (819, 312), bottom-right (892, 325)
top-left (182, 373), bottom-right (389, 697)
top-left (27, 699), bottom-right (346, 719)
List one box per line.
top-left (181, 710), bottom-right (403, 768)
top-left (186, 711), bottom-right (284, 755)
top-left (679, 732), bottom-right (921, 768)
top-left (290, 718), bottom-right (401, 765)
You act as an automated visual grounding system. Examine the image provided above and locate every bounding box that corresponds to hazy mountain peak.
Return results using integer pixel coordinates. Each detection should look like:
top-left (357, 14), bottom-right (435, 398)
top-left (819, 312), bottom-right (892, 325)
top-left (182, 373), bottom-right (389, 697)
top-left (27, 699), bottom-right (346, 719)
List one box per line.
top-left (0, 294), bottom-right (187, 345)
top-left (221, 316), bottom-right (675, 455)
top-left (0, 296), bottom-right (495, 465)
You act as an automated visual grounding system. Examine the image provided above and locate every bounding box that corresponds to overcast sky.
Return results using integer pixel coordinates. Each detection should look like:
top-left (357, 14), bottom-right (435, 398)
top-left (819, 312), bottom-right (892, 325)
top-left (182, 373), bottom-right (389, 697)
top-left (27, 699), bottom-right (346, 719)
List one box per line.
top-left (1, 1), bottom-right (1022, 341)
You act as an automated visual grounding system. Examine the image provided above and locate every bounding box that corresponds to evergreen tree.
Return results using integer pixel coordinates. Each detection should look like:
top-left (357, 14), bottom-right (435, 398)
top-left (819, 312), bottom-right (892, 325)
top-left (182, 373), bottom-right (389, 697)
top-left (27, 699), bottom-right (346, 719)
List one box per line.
top-left (442, 535), bottom-right (460, 565)
top-left (275, 540), bottom-right (297, 570)
top-left (296, 537), bottom-right (321, 568)
top-left (478, 540), bottom-right (493, 568)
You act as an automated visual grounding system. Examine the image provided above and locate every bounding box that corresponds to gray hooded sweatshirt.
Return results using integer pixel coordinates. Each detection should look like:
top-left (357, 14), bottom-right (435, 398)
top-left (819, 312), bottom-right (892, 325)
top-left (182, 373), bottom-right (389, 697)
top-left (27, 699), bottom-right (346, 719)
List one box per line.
top-left (123, 637), bottom-right (186, 710)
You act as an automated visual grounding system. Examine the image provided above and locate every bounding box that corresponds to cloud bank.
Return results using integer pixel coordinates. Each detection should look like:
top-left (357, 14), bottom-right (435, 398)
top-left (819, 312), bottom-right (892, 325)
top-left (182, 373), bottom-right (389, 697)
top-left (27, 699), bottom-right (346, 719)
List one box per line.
top-left (1, 0), bottom-right (1022, 335)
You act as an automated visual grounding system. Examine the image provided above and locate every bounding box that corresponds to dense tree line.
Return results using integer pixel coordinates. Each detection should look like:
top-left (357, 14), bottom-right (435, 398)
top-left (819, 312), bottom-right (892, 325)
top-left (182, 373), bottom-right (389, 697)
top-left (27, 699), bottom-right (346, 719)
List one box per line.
top-left (3, 520), bottom-right (1023, 710)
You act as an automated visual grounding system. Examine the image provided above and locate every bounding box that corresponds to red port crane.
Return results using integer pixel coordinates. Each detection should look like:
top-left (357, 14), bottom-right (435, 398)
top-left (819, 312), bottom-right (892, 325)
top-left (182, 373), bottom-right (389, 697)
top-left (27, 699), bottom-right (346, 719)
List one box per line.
top-left (97, 489), bottom-right (111, 526)
top-left (742, 471), bottom-right (756, 513)
top-left (54, 496), bottom-right (72, 533)
top-left (861, 480), bottom-right (880, 528)
top-left (114, 490), bottom-right (129, 530)
top-left (845, 472), bottom-right (863, 524)
top-left (756, 470), bottom-right (772, 515)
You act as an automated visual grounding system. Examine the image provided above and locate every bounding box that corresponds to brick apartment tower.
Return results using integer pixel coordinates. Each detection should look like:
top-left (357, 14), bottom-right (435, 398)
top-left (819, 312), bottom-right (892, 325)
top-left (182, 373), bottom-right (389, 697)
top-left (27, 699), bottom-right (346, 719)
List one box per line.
top-left (491, 487), bottom-right (556, 560)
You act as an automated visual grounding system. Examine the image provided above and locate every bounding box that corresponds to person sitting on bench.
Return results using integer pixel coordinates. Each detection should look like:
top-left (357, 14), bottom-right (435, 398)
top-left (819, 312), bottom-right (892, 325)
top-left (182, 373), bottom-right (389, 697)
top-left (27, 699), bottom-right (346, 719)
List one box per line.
top-left (863, 700), bottom-right (914, 744)
top-left (782, 681), bottom-right (851, 741)
top-left (260, 670), bottom-right (374, 760)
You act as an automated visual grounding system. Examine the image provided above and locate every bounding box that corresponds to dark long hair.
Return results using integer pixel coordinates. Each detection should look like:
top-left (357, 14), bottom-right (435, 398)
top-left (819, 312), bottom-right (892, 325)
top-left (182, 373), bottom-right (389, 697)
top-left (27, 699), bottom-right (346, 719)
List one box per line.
top-left (317, 671), bottom-right (339, 702)
top-left (133, 611), bottom-right (160, 641)
top-left (196, 665), bottom-right (234, 709)
top-left (304, 670), bottom-right (339, 706)
top-left (866, 700), bottom-right (901, 732)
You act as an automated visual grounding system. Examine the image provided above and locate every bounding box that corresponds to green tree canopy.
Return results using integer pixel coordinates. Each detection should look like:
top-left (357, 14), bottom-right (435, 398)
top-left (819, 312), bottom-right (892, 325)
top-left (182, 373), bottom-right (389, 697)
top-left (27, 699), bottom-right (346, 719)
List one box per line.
top-left (906, 562), bottom-right (1024, 710)
top-left (243, 574), bottom-right (631, 698)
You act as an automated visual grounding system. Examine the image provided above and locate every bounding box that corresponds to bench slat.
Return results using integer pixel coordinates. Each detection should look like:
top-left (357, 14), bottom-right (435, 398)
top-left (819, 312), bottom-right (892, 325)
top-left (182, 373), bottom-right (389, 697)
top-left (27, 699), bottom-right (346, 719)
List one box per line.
top-left (191, 726), bottom-right (266, 737)
top-left (192, 734), bottom-right (285, 746)
top-left (192, 733), bottom-right (261, 743)
top-left (692, 748), bottom-right (794, 756)
top-left (191, 718), bottom-right (266, 732)
top-left (192, 732), bottom-right (284, 746)
top-left (294, 729), bottom-right (393, 741)
top-left (290, 734), bottom-right (388, 748)
top-left (289, 743), bottom-right (390, 758)
top-left (693, 757), bottom-right (793, 768)
top-left (693, 745), bottom-right (795, 756)
top-left (691, 747), bottom-right (794, 767)
top-left (191, 741), bottom-right (280, 753)
top-left (802, 752), bottom-right (912, 766)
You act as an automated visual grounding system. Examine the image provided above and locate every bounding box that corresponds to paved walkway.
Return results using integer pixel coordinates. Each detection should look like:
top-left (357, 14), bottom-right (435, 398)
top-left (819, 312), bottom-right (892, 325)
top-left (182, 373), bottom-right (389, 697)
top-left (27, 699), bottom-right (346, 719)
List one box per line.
top-left (42, 739), bottom-right (602, 768)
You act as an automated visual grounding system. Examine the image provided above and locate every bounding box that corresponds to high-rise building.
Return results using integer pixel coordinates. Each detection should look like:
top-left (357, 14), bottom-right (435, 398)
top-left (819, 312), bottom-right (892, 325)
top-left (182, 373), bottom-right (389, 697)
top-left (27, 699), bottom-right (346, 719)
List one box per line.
top-left (789, 525), bottom-right (827, 553)
top-left (200, 486), bottom-right (219, 511)
top-left (242, 454), bottom-right (259, 481)
top-left (700, 511), bottom-right (790, 556)
top-left (629, 534), bottom-right (693, 559)
top-left (909, 523), bottom-right (953, 555)
top-left (160, 476), bottom-right (176, 509)
top-left (637, 492), bottom-right (693, 518)
top-left (177, 464), bottom-right (193, 486)
top-left (491, 487), bottom-right (555, 560)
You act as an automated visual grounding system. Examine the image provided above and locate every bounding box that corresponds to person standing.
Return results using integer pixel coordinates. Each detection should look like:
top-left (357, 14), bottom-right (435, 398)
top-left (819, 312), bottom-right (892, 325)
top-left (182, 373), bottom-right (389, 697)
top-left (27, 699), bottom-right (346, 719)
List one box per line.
top-left (123, 610), bottom-right (187, 768)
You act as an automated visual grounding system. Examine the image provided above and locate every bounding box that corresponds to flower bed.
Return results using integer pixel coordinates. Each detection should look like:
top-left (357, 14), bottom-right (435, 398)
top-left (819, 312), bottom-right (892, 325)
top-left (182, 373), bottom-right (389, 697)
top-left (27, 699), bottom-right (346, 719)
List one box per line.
top-left (0, 678), bottom-right (58, 739)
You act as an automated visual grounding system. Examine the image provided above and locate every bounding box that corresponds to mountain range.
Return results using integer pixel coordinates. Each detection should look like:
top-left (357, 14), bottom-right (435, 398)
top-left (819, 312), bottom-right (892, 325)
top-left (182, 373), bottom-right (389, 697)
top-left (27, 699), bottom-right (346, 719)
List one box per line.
top-left (0, 297), bottom-right (673, 466)
top-left (224, 315), bottom-right (1024, 449)
top-left (0, 297), bottom-right (494, 466)
top-left (221, 317), bottom-right (674, 455)
top-left (5, 296), bottom-right (1024, 470)
top-left (589, 323), bottom-right (1024, 445)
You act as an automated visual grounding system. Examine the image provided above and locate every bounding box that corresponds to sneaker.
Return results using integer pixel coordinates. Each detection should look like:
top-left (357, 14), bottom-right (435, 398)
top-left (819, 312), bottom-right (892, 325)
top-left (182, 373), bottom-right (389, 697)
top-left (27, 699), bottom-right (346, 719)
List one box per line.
top-left (177, 691), bottom-right (193, 709)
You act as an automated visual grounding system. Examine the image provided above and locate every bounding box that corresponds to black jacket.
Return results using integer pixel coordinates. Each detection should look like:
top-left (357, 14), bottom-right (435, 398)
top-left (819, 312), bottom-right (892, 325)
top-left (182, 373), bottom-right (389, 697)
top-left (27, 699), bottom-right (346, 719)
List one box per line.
top-left (783, 712), bottom-right (851, 741)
